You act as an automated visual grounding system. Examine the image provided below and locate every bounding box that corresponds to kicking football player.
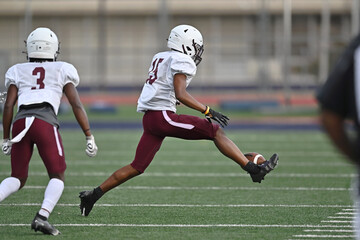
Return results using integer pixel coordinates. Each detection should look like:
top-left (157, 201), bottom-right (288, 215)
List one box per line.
top-left (79, 24), bottom-right (278, 217)
top-left (0, 27), bottom-right (98, 235)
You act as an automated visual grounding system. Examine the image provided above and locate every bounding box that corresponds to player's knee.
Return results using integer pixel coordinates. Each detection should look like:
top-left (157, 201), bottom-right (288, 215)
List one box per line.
top-left (19, 178), bottom-right (27, 189)
top-left (214, 127), bottom-right (226, 140)
top-left (49, 172), bottom-right (65, 182)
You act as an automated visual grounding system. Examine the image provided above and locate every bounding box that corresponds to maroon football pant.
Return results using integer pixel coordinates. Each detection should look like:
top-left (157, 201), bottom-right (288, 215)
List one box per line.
top-left (131, 110), bottom-right (219, 173)
top-left (11, 118), bottom-right (66, 179)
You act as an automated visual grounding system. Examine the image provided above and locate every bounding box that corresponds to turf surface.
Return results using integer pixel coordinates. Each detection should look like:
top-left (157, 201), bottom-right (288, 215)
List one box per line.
top-left (0, 129), bottom-right (356, 239)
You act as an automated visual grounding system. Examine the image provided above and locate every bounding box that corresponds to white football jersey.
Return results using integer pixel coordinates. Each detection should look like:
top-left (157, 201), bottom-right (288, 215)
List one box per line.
top-left (137, 51), bottom-right (197, 113)
top-left (5, 61), bottom-right (79, 114)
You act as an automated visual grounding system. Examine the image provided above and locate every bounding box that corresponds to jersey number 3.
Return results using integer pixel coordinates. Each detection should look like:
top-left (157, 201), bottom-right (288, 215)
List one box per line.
top-left (146, 58), bottom-right (164, 84)
top-left (31, 67), bottom-right (45, 90)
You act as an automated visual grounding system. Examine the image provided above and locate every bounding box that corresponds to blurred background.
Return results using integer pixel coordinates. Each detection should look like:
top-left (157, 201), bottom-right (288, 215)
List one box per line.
top-left (0, 0), bottom-right (359, 126)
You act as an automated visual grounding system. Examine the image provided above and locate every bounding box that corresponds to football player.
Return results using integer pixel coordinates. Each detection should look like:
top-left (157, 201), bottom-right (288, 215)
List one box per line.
top-left (79, 24), bottom-right (278, 217)
top-left (317, 33), bottom-right (360, 240)
top-left (0, 27), bottom-right (98, 235)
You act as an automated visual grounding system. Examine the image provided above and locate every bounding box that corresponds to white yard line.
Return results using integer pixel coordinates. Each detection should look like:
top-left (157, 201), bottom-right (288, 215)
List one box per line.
top-left (292, 234), bottom-right (355, 238)
top-left (0, 223), bottom-right (354, 228)
top-left (0, 203), bottom-right (354, 208)
top-left (0, 172), bottom-right (356, 178)
top-left (0, 161), bottom-right (352, 167)
top-left (142, 173), bottom-right (356, 178)
top-left (328, 216), bottom-right (354, 219)
top-left (293, 208), bottom-right (356, 239)
top-left (304, 229), bottom-right (355, 232)
top-left (321, 220), bottom-right (355, 223)
top-left (20, 185), bottom-right (354, 191)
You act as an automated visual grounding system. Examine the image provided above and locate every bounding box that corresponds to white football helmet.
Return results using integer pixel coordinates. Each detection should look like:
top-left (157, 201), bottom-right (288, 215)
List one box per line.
top-left (167, 24), bottom-right (204, 65)
top-left (26, 27), bottom-right (59, 60)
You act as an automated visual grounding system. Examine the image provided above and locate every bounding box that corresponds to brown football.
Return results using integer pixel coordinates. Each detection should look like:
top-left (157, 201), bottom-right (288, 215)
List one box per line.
top-left (244, 152), bottom-right (266, 165)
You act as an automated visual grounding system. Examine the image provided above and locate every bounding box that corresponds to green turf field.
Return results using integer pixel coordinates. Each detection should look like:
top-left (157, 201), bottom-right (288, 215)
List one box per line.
top-left (0, 129), bottom-right (356, 239)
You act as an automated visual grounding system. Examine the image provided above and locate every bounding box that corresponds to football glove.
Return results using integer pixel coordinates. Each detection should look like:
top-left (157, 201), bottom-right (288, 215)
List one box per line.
top-left (249, 153), bottom-right (279, 183)
top-left (85, 135), bottom-right (98, 157)
top-left (2, 139), bottom-right (11, 155)
top-left (203, 106), bottom-right (229, 128)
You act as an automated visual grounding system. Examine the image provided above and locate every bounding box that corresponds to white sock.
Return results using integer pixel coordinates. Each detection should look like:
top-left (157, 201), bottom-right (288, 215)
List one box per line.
top-left (0, 177), bottom-right (21, 202)
top-left (38, 178), bottom-right (64, 219)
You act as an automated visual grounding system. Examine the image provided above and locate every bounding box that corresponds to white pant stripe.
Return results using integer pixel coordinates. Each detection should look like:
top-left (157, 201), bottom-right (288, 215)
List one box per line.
top-left (162, 111), bottom-right (194, 130)
top-left (53, 127), bottom-right (63, 156)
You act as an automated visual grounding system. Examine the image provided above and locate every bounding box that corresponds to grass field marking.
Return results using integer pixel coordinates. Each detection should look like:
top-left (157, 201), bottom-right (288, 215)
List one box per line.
top-left (321, 220), bottom-right (354, 223)
top-left (336, 212), bottom-right (356, 215)
top-left (157, 151), bottom-right (342, 158)
top-left (142, 173), bottom-right (357, 178)
top-left (0, 203), bottom-right (353, 208)
top-left (294, 208), bottom-right (355, 239)
top-left (91, 151), bottom-right (341, 157)
top-left (0, 171), bottom-right (355, 178)
top-left (119, 186), bottom-right (353, 191)
top-left (292, 234), bottom-right (355, 238)
top-left (18, 185), bottom-right (354, 192)
top-left (19, 185), bottom-right (353, 191)
top-left (0, 223), bottom-right (354, 228)
top-left (0, 160), bottom-right (353, 168)
top-left (304, 229), bottom-right (355, 232)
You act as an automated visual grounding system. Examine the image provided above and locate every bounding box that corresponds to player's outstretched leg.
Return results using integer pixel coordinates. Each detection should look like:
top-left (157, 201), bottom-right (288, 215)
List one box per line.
top-left (250, 153), bottom-right (279, 183)
top-left (31, 213), bottom-right (60, 236)
top-left (79, 187), bottom-right (103, 216)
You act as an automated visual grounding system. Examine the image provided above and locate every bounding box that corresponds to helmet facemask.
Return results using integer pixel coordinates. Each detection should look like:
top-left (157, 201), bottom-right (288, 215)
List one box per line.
top-left (180, 40), bottom-right (204, 66)
top-left (192, 40), bottom-right (204, 66)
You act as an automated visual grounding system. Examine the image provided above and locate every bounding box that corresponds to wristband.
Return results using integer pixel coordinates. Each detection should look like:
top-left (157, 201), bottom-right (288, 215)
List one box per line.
top-left (202, 106), bottom-right (210, 115)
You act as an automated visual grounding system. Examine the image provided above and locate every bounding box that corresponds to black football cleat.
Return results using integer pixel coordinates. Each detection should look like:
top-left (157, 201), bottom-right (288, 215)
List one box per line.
top-left (250, 153), bottom-right (279, 183)
top-left (31, 213), bottom-right (60, 236)
top-left (79, 190), bottom-right (96, 216)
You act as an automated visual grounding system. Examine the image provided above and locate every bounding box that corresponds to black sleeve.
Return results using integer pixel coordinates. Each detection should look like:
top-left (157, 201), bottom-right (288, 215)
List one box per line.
top-left (316, 34), bottom-right (360, 118)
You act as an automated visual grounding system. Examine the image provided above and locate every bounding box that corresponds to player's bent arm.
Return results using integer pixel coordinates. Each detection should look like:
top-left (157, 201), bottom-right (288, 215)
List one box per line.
top-left (173, 73), bottom-right (207, 113)
top-left (173, 73), bottom-right (229, 127)
top-left (64, 83), bottom-right (97, 157)
top-left (63, 83), bottom-right (92, 137)
top-left (320, 109), bottom-right (356, 161)
top-left (2, 85), bottom-right (18, 139)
